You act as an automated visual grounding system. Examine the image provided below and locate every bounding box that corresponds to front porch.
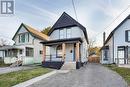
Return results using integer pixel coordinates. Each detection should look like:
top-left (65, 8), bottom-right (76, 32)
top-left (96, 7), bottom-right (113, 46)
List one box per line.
top-left (0, 45), bottom-right (34, 65)
top-left (41, 38), bottom-right (83, 69)
top-left (115, 46), bottom-right (130, 65)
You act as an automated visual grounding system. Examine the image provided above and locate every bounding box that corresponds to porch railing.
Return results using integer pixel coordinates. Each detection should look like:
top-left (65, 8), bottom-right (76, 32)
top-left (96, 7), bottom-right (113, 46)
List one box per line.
top-left (45, 54), bottom-right (63, 62)
top-left (115, 58), bottom-right (128, 64)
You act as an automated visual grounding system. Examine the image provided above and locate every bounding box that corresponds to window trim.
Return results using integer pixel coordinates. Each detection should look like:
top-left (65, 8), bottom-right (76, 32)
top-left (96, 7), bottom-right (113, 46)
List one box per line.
top-left (19, 32), bottom-right (29, 43)
top-left (125, 30), bottom-right (130, 42)
top-left (59, 27), bottom-right (72, 39)
top-left (26, 47), bottom-right (34, 57)
top-left (66, 28), bottom-right (71, 38)
top-left (59, 29), bottom-right (64, 39)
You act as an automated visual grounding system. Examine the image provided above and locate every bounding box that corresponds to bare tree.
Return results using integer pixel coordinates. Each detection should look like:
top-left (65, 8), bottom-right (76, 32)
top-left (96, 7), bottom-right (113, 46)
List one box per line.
top-left (0, 38), bottom-right (8, 46)
top-left (88, 39), bottom-right (96, 56)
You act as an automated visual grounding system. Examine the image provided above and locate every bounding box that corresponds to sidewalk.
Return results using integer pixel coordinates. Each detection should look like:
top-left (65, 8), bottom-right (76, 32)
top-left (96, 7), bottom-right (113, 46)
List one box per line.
top-left (0, 66), bottom-right (36, 74)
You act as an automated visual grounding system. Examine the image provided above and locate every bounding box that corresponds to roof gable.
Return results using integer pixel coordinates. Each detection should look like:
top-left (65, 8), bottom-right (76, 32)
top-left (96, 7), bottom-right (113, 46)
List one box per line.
top-left (104, 15), bottom-right (130, 45)
top-left (12, 23), bottom-right (48, 41)
top-left (48, 12), bottom-right (89, 44)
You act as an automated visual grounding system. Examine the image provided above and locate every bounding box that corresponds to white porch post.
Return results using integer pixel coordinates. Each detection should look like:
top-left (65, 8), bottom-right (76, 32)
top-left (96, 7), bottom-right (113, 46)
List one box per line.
top-left (43, 45), bottom-right (46, 62)
top-left (62, 43), bottom-right (66, 61)
top-left (76, 42), bottom-right (80, 62)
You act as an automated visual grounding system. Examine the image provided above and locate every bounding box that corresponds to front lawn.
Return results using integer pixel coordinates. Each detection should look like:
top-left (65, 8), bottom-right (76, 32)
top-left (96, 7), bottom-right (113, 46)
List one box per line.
top-left (0, 61), bottom-right (10, 67)
top-left (105, 64), bottom-right (130, 86)
top-left (0, 67), bottom-right (51, 87)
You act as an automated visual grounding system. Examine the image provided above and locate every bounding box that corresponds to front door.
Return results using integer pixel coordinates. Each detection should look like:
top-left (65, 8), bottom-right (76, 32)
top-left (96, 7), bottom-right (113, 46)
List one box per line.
top-left (65, 44), bottom-right (74, 62)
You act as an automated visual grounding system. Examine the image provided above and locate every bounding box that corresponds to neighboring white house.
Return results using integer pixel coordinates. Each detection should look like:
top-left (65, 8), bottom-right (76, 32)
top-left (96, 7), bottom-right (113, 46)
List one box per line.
top-left (0, 23), bottom-right (48, 65)
top-left (101, 15), bottom-right (130, 65)
top-left (40, 12), bottom-right (89, 69)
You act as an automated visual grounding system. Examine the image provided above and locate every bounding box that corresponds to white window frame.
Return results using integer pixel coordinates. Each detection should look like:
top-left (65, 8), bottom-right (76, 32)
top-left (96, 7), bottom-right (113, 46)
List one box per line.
top-left (59, 29), bottom-right (64, 39)
top-left (67, 28), bottom-right (71, 38)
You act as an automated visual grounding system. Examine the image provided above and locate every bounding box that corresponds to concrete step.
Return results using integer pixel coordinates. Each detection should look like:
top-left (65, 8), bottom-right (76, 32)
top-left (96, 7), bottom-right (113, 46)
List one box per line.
top-left (60, 62), bottom-right (76, 70)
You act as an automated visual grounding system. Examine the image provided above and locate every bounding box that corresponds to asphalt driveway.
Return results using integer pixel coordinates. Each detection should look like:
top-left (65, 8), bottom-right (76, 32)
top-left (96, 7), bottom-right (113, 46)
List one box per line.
top-left (28, 63), bottom-right (128, 87)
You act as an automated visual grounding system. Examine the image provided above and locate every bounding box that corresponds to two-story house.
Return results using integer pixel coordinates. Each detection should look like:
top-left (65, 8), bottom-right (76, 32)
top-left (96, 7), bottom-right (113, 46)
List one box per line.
top-left (41, 12), bottom-right (89, 69)
top-left (101, 15), bottom-right (130, 65)
top-left (0, 23), bottom-right (48, 65)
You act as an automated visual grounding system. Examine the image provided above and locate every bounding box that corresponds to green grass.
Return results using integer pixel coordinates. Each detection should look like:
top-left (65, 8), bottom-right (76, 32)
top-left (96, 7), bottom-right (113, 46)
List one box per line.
top-left (105, 64), bottom-right (130, 86)
top-left (0, 67), bottom-right (51, 87)
top-left (0, 61), bottom-right (10, 67)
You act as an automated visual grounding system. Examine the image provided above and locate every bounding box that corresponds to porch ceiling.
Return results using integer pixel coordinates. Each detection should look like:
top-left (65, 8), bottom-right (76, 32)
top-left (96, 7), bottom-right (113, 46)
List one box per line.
top-left (40, 38), bottom-right (82, 46)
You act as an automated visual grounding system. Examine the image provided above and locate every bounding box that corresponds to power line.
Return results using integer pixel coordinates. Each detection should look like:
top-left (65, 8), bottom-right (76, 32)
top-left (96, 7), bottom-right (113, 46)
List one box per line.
top-left (104, 5), bottom-right (130, 31)
top-left (72, 0), bottom-right (78, 21)
top-left (91, 5), bottom-right (130, 39)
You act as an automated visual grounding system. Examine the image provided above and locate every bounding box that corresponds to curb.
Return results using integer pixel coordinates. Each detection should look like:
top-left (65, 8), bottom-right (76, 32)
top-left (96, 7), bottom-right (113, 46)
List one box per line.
top-left (13, 70), bottom-right (57, 87)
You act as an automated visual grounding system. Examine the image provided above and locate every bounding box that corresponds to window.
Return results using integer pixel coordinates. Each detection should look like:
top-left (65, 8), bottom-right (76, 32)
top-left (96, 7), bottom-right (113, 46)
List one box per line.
top-left (59, 30), bottom-right (64, 39)
top-left (12, 49), bottom-right (18, 57)
top-left (25, 33), bottom-right (29, 42)
top-left (26, 47), bottom-right (33, 57)
top-left (5, 50), bottom-right (18, 57)
top-left (67, 28), bottom-right (71, 38)
top-left (21, 34), bottom-right (25, 43)
top-left (5, 50), bottom-right (7, 57)
top-left (56, 45), bottom-right (62, 58)
top-left (59, 28), bottom-right (72, 39)
top-left (103, 46), bottom-right (109, 61)
top-left (19, 33), bottom-right (29, 43)
top-left (104, 50), bottom-right (108, 60)
top-left (118, 46), bottom-right (125, 58)
top-left (20, 50), bottom-right (22, 54)
top-left (128, 47), bottom-right (130, 57)
top-left (125, 30), bottom-right (130, 42)
top-left (40, 50), bottom-right (43, 54)
top-left (128, 31), bottom-right (130, 41)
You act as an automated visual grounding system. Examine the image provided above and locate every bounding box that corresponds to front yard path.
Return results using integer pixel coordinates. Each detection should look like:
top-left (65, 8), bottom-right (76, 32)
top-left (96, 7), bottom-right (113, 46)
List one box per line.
top-left (28, 63), bottom-right (127, 87)
top-left (0, 65), bottom-right (38, 74)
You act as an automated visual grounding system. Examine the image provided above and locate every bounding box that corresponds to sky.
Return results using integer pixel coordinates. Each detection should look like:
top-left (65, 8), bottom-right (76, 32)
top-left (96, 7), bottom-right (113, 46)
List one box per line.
top-left (0, 0), bottom-right (130, 46)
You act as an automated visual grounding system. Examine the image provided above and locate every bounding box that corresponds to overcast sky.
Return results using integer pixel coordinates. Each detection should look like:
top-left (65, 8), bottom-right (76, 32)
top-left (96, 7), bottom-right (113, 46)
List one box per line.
top-left (0, 0), bottom-right (130, 46)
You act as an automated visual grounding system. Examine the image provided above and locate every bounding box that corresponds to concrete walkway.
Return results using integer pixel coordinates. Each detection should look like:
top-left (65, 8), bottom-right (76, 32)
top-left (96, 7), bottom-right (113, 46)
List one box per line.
top-left (0, 65), bottom-right (37, 74)
top-left (28, 63), bottom-right (128, 87)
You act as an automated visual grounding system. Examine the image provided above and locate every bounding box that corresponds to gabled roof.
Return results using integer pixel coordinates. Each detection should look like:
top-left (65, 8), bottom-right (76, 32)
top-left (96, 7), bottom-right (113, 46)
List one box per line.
top-left (12, 23), bottom-right (48, 41)
top-left (104, 15), bottom-right (130, 45)
top-left (48, 12), bottom-right (89, 44)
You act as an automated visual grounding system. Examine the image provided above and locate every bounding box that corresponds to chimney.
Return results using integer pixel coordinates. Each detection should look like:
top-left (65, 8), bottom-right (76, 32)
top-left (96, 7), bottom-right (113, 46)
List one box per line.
top-left (103, 32), bottom-right (106, 45)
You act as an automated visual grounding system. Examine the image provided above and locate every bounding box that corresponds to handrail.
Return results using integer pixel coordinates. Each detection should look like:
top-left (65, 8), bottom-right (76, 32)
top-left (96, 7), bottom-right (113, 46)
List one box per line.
top-left (44, 54), bottom-right (63, 62)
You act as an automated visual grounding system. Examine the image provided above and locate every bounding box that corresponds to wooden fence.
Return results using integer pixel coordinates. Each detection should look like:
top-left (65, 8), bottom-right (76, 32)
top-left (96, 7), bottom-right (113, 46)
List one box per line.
top-left (88, 56), bottom-right (100, 63)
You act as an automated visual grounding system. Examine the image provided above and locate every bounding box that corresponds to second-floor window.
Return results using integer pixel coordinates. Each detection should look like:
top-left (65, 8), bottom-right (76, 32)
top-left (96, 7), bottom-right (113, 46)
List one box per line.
top-left (59, 28), bottom-right (71, 39)
top-left (19, 33), bottom-right (29, 43)
top-left (125, 30), bottom-right (130, 42)
top-left (59, 29), bottom-right (64, 39)
top-left (67, 28), bottom-right (71, 38)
